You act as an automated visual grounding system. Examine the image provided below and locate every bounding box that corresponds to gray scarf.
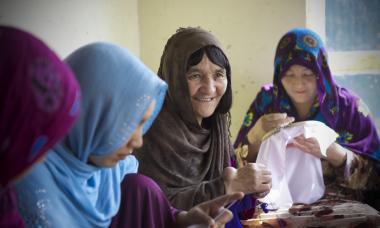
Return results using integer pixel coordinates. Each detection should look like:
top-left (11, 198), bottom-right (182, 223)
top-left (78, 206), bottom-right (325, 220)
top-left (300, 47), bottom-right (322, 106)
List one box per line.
top-left (136, 27), bottom-right (232, 210)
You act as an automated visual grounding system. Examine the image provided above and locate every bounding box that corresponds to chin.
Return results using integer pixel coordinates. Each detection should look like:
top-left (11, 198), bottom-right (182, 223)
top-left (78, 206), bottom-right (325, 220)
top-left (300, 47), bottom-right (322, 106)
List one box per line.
top-left (103, 160), bottom-right (118, 168)
top-left (200, 112), bottom-right (215, 119)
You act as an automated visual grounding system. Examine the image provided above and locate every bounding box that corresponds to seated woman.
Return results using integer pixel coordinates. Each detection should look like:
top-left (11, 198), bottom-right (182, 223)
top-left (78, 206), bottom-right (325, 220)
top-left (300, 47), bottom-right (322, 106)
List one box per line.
top-left (0, 26), bottom-right (80, 227)
top-left (16, 41), bottom-right (243, 227)
top-left (134, 27), bottom-right (272, 226)
top-left (234, 28), bottom-right (380, 209)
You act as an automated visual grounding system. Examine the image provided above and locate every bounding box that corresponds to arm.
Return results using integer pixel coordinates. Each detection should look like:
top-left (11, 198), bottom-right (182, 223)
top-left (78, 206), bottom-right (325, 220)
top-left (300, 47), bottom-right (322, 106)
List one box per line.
top-left (325, 142), bottom-right (349, 167)
top-left (175, 192), bottom-right (244, 228)
top-left (333, 92), bottom-right (380, 188)
top-left (245, 113), bottom-right (294, 162)
top-left (169, 177), bottom-right (226, 210)
top-left (234, 87), bottom-right (294, 163)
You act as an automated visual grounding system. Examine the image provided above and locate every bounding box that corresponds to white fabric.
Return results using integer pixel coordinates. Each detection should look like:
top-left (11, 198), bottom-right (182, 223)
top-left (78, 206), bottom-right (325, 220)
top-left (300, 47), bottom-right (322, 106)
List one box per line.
top-left (256, 121), bottom-right (338, 209)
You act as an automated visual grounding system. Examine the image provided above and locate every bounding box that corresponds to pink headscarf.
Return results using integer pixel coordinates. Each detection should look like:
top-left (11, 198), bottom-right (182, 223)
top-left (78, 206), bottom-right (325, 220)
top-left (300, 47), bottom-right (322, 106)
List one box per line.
top-left (0, 26), bottom-right (80, 226)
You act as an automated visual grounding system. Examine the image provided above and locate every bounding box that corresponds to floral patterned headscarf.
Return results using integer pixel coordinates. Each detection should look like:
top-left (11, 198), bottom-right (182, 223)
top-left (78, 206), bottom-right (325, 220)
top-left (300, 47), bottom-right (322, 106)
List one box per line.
top-left (272, 28), bottom-right (338, 127)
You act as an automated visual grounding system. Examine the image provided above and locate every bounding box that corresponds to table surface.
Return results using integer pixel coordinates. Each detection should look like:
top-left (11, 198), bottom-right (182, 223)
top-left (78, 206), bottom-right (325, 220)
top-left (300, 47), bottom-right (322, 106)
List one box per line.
top-left (241, 198), bottom-right (380, 228)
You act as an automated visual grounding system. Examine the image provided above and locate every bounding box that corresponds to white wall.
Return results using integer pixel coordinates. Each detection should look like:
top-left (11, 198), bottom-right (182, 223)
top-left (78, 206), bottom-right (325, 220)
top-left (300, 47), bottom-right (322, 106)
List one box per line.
top-left (138, 0), bottom-right (306, 138)
top-left (0, 0), bottom-right (140, 58)
top-left (0, 0), bottom-right (307, 138)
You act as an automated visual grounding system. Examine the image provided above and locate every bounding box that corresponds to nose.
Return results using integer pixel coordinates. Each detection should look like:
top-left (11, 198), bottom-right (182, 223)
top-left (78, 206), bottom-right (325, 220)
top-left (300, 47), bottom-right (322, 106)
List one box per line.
top-left (200, 75), bottom-right (216, 94)
top-left (292, 76), bottom-right (306, 87)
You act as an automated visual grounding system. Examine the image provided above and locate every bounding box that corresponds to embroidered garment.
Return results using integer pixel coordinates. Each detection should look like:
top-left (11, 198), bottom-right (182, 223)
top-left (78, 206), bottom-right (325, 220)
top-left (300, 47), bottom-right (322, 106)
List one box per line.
top-left (15, 42), bottom-right (167, 227)
top-left (234, 28), bottom-right (380, 208)
top-left (257, 121), bottom-right (338, 208)
top-left (0, 26), bottom-right (80, 227)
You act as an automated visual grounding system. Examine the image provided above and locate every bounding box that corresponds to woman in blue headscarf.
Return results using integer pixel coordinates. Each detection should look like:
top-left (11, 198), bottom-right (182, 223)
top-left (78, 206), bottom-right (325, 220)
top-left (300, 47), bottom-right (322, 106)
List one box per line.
top-left (16, 42), bottom-right (243, 227)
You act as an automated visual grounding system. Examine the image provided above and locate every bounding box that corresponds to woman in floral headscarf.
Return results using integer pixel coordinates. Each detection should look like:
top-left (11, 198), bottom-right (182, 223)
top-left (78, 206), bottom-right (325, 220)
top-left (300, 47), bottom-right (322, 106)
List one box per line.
top-left (234, 28), bottom-right (380, 209)
top-left (0, 26), bottom-right (80, 227)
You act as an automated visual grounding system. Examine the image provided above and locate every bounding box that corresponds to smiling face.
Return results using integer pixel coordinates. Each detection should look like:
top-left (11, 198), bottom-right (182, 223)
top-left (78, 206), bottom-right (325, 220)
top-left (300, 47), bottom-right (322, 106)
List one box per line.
top-left (281, 64), bottom-right (318, 109)
top-left (88, 100), bottom-right (156, 167)
top-left (186, 54), bottom-right (228, 125)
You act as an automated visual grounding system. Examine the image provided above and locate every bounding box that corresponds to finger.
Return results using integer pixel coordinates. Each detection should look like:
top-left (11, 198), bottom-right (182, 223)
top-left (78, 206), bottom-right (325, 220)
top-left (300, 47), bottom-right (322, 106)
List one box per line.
top-left (304, 137), bottom-right (319, 144)
top-left (253, 162), bottom-right (267, 169)
top-left (214, 209), bottom-right (233, 227)
top-left (206, 192), bottom-right (244, 209)
top-left (260, 169), bottom-right (272, 176)
top-left (188, 207), bottom-right (215, 226)
top-left (287, 142), bottom-right (295, 148)
top-left (264, 113), bottom-right (287, 121)
top-left (283, 116), bottom-right (295, 125)
top-left (292, 137), bottom-right (307, 146)
top-left (294, 143), bottom-right (309, 152)
top-left (261, 175), bottom-right (272, 184)
top-left (255, 190), bottom-right (270, 199)
top-left (274, 116), bottom-right (295, 127)
top-left (256, 183), bottom-right (271, 193)
top-left (294, 137), bottom-right (317, 149)
top-left (299, 134), bottom-right (308, 139)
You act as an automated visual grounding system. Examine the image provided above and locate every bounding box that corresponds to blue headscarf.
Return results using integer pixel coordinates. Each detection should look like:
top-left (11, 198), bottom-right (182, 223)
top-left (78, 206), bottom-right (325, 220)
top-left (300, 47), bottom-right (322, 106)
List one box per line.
top-left (16, 42), bottom-right (167, 227)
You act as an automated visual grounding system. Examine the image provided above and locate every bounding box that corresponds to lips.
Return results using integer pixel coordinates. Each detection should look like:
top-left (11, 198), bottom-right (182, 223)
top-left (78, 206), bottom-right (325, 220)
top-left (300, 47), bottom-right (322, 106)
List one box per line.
top-left (194, 97), bottom-right (214, 102)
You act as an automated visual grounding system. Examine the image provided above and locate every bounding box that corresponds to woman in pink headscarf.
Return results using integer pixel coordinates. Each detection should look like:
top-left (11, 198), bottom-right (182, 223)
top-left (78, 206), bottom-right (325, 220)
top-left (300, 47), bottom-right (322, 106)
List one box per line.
top-left (0, 26), bottom-right (80, 227)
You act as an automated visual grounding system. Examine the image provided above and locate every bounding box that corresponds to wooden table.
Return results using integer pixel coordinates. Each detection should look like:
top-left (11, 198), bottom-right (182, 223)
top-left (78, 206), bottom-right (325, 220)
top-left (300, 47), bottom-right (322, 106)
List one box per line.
top-left (240, 198), bottom-right (380, 228)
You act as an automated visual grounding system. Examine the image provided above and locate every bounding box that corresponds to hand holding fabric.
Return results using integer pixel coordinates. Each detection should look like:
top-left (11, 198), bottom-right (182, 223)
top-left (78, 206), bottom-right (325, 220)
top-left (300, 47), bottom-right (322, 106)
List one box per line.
top-left (288, 134), bottom-right (324, 158)
top-left (289, 134), bottom-right (348, 167)
top-left (223, 163), bottom-right (272, 197)
top-left (176, 192), bottom-right (244, 228)
top-left (247, 113), bottom-right (295, 143)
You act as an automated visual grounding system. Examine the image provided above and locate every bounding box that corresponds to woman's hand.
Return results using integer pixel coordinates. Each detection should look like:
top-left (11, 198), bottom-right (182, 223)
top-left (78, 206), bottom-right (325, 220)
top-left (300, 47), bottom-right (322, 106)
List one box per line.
top-left (288, 134), bottom-right (324, 158)
top-left (245, 113), bottom-right (294, 162)
top-left (223, 163), bottom-right (272, 198)
top-left (176, 192), bottom-right (244, 228)
top-left (247, 113), bottom-right (295, 144)
top-left (288, 135), bottom-right (348, 167)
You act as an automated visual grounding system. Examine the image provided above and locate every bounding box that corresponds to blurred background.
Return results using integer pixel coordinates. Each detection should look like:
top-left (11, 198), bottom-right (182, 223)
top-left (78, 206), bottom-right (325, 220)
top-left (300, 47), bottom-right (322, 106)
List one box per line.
top-left (1, 0), bottom-right (379, 139)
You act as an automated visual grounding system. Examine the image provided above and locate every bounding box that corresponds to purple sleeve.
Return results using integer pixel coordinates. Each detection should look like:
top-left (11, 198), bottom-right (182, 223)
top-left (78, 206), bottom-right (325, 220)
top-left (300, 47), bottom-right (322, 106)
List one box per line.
top-left (234, 86), bottom-right (274, 148)
top-left (226, 195), bottom-right (256, 228)
top-left (335, 87), bottom-right (380, 161)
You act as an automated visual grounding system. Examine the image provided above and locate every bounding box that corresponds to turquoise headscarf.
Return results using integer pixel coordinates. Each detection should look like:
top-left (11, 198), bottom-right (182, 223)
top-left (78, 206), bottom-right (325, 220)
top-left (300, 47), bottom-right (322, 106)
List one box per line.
top-left (16, 42), bottom-right (167, 227)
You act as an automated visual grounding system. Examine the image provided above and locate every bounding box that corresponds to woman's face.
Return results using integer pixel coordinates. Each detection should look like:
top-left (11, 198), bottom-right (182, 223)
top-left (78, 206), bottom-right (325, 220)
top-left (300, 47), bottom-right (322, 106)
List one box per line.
top-left (186, 54), bottom-right (227, 125)
top-left (281, 64), bottom-right (317, 107)
top-left (88, 100), bottom-right (156, 167)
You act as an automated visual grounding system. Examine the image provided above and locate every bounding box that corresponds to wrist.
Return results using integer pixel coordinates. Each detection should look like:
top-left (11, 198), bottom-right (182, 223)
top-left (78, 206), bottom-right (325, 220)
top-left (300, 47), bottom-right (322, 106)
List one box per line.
top-left (326, 143), bottom-right (347, 167)
top-left (246, 130), bottom-right (259, 145)
top-left (223, 167), bottom-right (236, 194)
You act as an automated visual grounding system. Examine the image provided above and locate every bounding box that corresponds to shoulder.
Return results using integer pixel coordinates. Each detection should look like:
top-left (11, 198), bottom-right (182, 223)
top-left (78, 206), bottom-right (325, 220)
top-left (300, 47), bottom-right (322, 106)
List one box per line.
top-left (250, 84), bottom-right (275, 111)
top-left (16, 161), bottom-right (53, 188)
top-left (336, 86), bottom-right (371, 116)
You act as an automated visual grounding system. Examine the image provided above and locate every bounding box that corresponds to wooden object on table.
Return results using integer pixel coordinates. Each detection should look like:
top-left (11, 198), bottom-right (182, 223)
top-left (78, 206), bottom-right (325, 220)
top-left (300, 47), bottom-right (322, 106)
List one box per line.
top-left (241, 198), bottom-right (380, 228)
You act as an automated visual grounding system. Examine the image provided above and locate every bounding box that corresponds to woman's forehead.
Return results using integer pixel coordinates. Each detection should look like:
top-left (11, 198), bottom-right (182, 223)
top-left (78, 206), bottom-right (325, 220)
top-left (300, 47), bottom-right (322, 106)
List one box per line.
top-left (288, 64), bottom-right (312, 71)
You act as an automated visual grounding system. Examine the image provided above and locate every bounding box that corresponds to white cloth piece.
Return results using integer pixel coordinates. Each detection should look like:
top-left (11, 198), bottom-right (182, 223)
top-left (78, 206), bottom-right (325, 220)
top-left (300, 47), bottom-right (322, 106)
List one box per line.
top-left (256, 120), bottom-right (338, 209)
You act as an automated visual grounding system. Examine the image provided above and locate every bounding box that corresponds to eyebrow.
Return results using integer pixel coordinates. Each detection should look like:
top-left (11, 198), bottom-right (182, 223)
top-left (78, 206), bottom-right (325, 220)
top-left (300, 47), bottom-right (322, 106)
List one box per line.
top-left (186, 68), bottom-right (200, 74)
top-left (187, 67), bottom-right (226, 74)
